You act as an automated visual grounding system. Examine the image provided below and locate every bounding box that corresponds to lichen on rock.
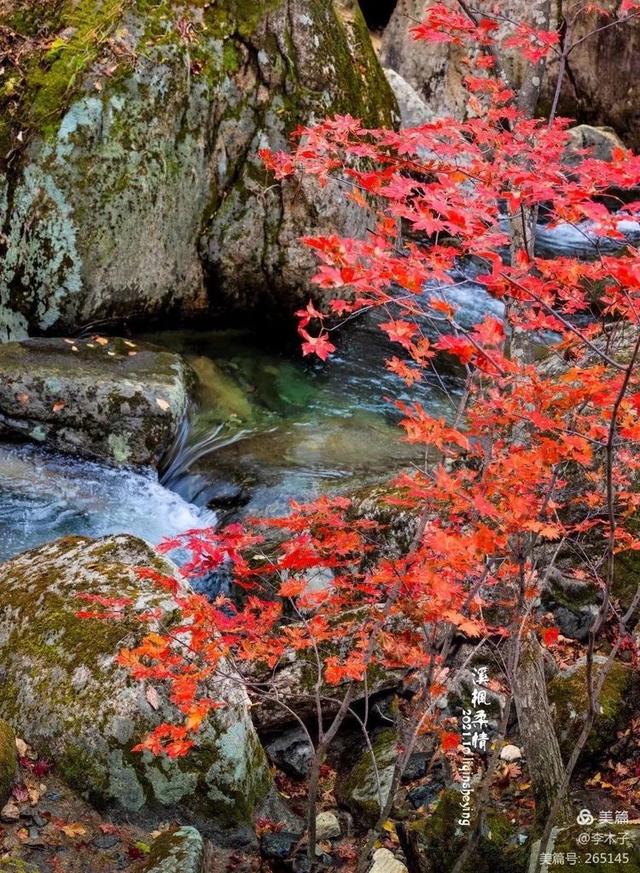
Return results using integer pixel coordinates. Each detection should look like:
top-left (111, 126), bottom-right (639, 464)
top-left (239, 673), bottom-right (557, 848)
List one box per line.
top-left (0, 0), bottom-right (397, 339)
top-left (140, 825), bottom-right (205, 873)
top-left (0, 534), bottom-right (271, 834)
top-left (0, 336), bottom-right (193, 467)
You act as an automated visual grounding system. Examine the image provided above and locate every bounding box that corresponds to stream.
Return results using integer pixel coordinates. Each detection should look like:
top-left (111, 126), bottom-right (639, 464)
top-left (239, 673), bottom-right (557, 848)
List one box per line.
top-left (0, 219), bottom-right (634, 564)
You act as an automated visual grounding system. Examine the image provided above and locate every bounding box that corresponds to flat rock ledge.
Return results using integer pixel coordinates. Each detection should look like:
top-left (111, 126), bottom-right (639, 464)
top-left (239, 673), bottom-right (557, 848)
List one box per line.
top-left (0, 336), bottom-right (193, 467)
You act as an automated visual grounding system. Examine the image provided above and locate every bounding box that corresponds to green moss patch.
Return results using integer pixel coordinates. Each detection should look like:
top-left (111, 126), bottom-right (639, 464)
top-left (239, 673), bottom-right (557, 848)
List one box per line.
top-left (548, 661), bottom-right (635, 760)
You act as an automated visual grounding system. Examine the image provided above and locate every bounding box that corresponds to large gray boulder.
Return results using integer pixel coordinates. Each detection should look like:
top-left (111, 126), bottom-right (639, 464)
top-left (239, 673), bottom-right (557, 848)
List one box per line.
top-left (0, 535), bottom-right (271, 834)
top-left (0, 0), bottom-right (397, 340)
top-left (383, 69), bottom-right (432, 129)
top-left (0, 336), bottom-right (192, 467)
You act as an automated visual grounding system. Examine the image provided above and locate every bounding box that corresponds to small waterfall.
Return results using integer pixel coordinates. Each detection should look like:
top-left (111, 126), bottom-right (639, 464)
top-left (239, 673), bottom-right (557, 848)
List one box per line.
top-left (0, 443), bottom-right (217, 563)
top-left (160, 417), bottom-right (255, 491)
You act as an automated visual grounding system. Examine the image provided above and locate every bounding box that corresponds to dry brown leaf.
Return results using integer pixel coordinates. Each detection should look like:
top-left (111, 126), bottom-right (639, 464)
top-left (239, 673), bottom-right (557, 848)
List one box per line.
top-left (52, 401), bottom-right (65, 413)
top-left (59, 822), bottom-right (87, 838)
top-left (95, 336), bottom-right (109, 346)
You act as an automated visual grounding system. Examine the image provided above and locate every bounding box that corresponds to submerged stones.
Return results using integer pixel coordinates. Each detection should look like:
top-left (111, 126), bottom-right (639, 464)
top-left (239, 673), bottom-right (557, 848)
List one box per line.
top-left (0, 534), bottom-right (271, 834)
top-left (0, 337), bottom-right (192, 467)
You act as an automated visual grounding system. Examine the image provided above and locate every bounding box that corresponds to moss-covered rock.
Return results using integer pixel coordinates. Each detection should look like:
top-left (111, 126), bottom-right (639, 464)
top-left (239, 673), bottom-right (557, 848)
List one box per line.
top-left (0, 861), bottom-right (41, 873)
top-left (335, 728), bottom-right (397, 825)
top-left (548, 659), bottom-right (635, 760)
top-left (0, 0), bottom-right (397, 340)
top-left (407, 789), bottom-right (528, 873)
top-left (0, 720), bottom-right (17, 806)
top-left (139, 826), bottom-right (204, 873)
top-left (0, 336), bottom-right (193, 467)
top-left (0, 535), bottom-right (271, 834)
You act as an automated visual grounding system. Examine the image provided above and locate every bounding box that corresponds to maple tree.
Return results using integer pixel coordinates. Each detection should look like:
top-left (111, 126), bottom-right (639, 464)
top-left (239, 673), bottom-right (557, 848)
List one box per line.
top-left (82, 2), bottom-right (640, 870)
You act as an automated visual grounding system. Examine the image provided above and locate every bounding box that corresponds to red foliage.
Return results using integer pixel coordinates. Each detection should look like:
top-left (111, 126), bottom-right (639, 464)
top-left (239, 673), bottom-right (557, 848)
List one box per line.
top-left (81, 3), bottom-right (640, 825)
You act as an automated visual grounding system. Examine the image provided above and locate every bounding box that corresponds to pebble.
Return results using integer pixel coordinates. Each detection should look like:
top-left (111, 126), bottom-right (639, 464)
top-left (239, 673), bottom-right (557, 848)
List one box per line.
top-left (499, 744), bottom-right (523, 763)
top-left (0, 801), bottom-right (20, 822)
top-left (315, 811), bottom-right (341, 841)
top-left (369, 848), bottom-right (409, 873)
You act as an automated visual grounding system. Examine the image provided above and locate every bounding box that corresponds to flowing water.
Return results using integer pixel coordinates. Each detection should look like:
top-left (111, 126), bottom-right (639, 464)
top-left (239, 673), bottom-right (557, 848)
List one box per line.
top-left (0, 316), bottom-right (461, 562)
top-left (0, 218), bottom-right (628, 563)
top-left (0, 443), bottom-right (216, 563)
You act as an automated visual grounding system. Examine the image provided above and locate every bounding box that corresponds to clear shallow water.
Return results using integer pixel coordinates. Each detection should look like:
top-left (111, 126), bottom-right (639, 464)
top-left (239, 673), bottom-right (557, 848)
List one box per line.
top-left (0, 317), bottom-right (459, 562)
top-left (143, 324), bottom-right (461, 518)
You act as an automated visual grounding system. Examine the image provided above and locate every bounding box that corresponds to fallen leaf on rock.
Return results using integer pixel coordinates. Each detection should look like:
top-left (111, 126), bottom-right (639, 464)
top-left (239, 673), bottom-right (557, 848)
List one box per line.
top-left (11, 784), bottom-right (28, 803)
top-left (58, 822), bottom-right (87, 838)
top-left (52, 401), bottom-right (65, 413)
top-left (155, 398), bottom-right (170, 411)
top-left (95, 337), bottom-right (109, 346)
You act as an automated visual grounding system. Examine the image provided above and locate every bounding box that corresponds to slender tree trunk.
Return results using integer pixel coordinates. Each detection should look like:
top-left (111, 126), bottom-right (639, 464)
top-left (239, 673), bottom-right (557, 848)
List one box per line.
top-left (513, 634), bottom-right (570, 824)
top-left (306, 743), bottom-right (325, 869)
top-left (397, 822), bottom-right (428, 873)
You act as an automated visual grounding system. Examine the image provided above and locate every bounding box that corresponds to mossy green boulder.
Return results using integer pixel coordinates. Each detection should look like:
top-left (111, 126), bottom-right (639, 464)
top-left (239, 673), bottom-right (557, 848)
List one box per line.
top-left (548, 658), bottom-right (634, 760)
top-left (335, 728), bottom-right (397, 825)
top-left (140, 826), bottom-right (204, 873)
top-left (407, 789), bottom-right (528, 873)
top-left (0, 0), bottom-right (397, 340)
top-left (0, 720), bottom-right (17, 806)
top-left (0, 534), bottom-right (271, 835)
top-left (0, 336), bottom-right (192, 467)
